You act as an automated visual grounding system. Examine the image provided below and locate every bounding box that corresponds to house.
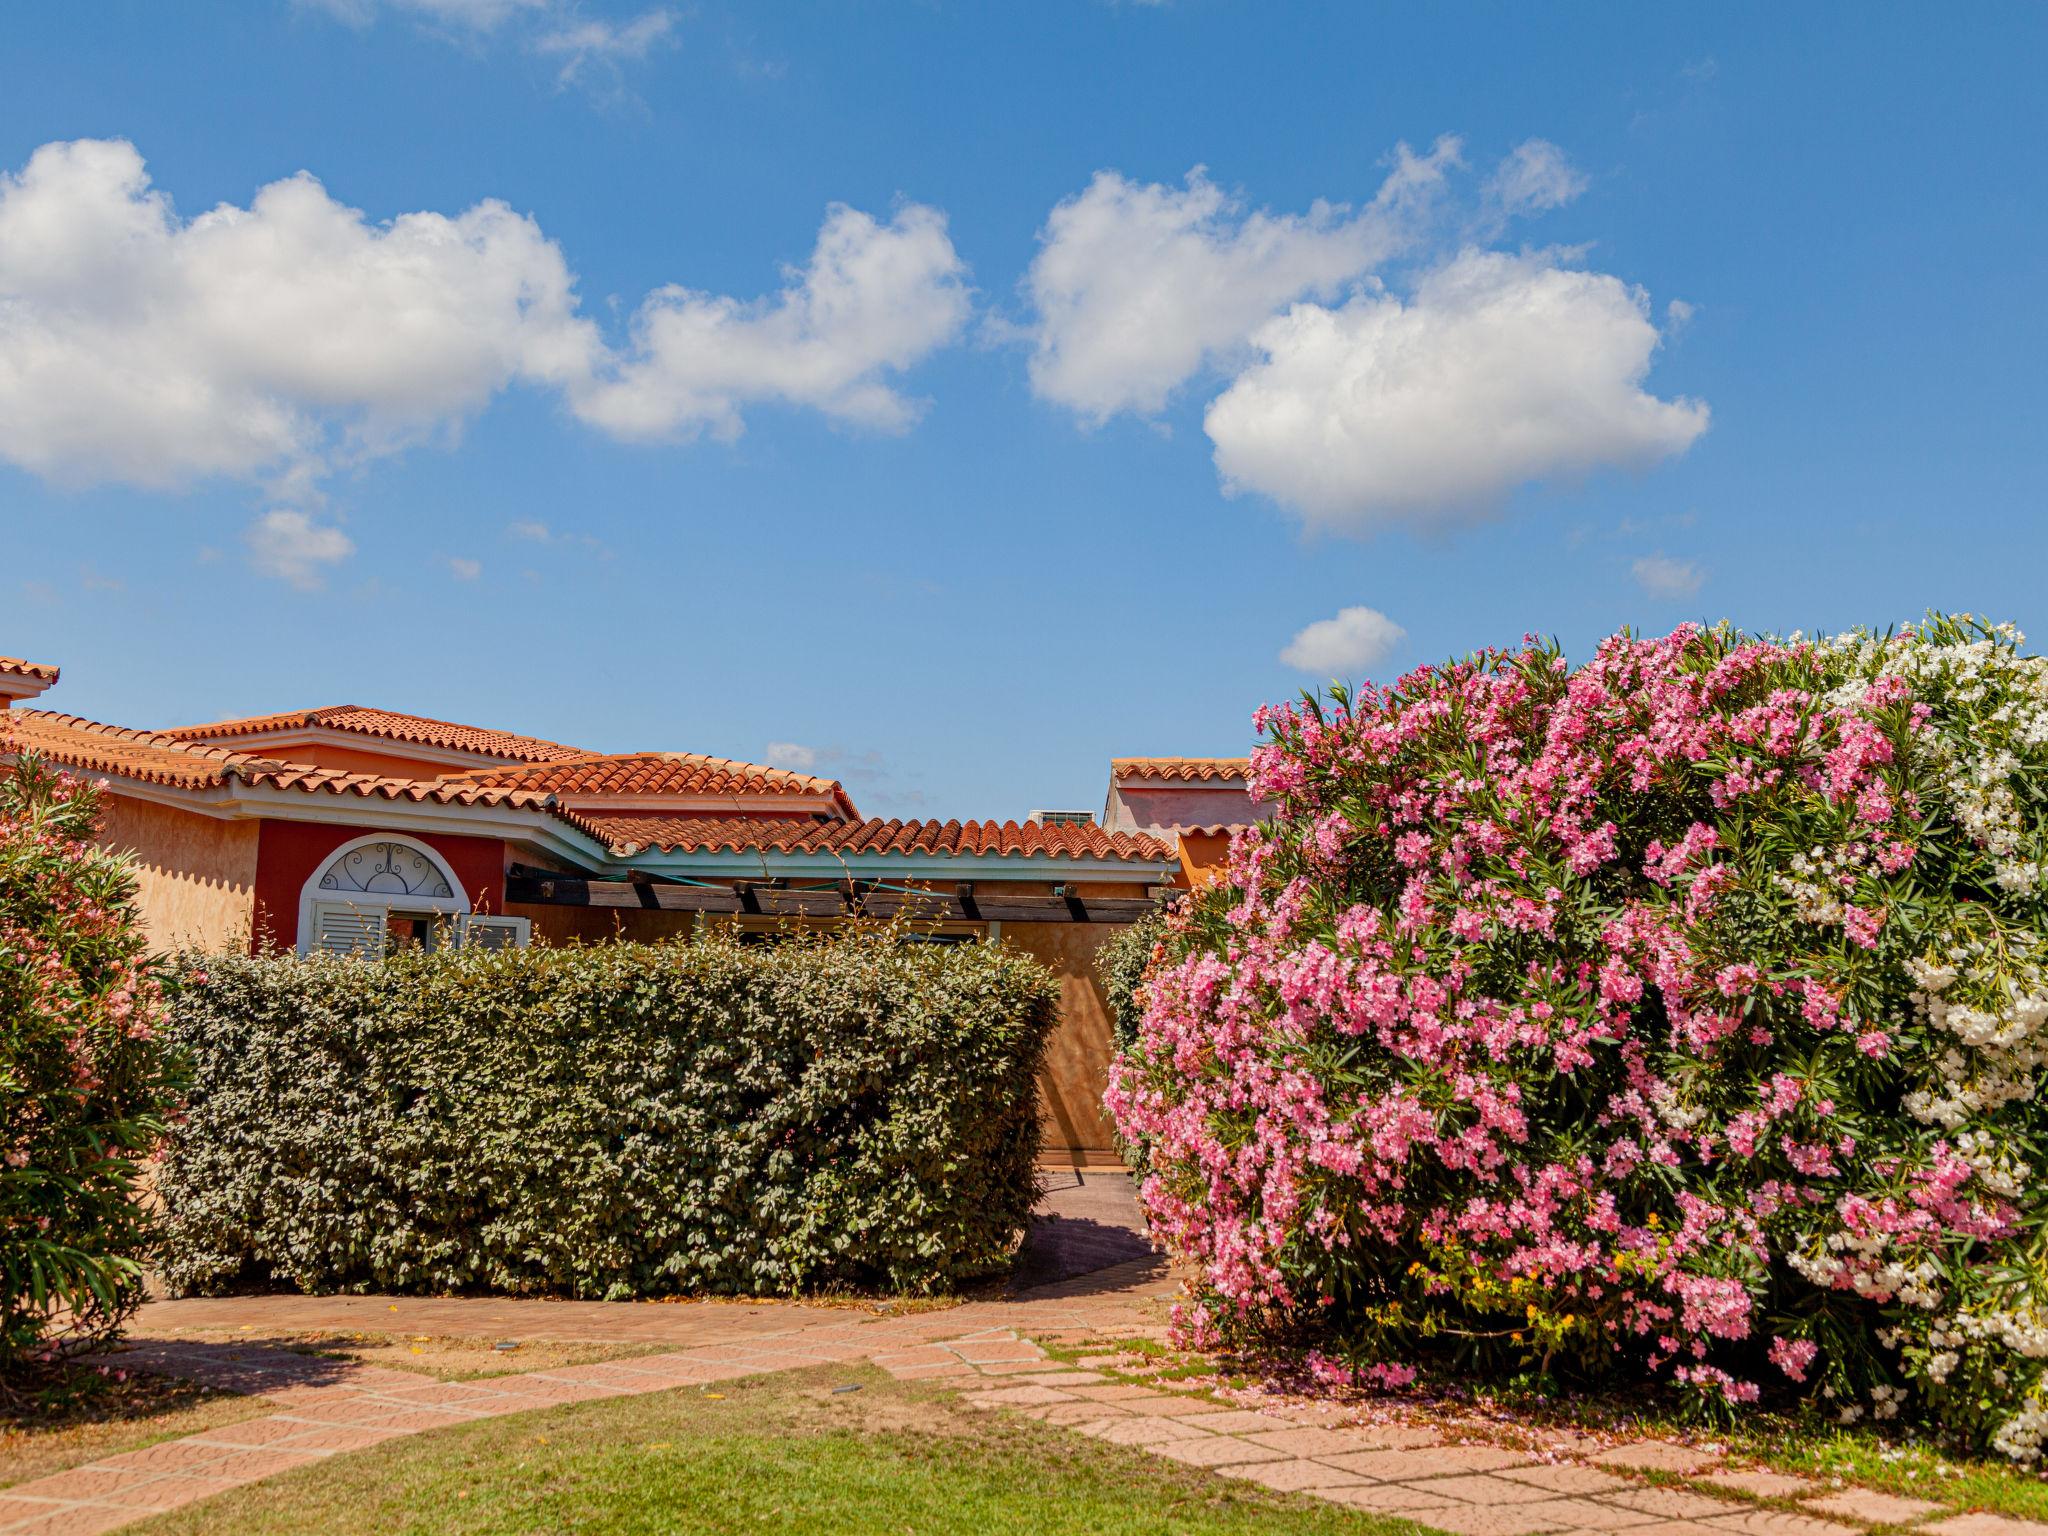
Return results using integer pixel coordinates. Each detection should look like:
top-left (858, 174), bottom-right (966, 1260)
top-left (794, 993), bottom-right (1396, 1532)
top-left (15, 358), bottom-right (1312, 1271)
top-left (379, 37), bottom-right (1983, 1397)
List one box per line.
top-left (1101, 757), bottom-right (1272, 885)
top-left (1, 657), bottom-right (1185, 1166)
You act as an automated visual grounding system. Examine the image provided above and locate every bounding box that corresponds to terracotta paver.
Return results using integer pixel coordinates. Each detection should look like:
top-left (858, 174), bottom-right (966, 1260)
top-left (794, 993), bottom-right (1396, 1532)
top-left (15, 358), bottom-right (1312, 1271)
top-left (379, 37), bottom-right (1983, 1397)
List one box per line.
top-left (1503, 1464), bottom-right (1637, 1496)
top-left (1151, 1435), bottom-right (1292, 1468)
top-left (1594, 1441), bottom-right (1727, 1475)
top-left (1803, 1491), bottom-right (1944, 1525)
top-left (1702, 1470), bottom-right (1823, 1499)
top-left (1704, 1510), bottom-right (1863, 1536)
top-left (1320, 1444), bottom-right (1533, 1480)
top-left (1610, 1488), bottom-right (1746, 1520)
top-left (1220, 1458), bottom-right (1371, 1493)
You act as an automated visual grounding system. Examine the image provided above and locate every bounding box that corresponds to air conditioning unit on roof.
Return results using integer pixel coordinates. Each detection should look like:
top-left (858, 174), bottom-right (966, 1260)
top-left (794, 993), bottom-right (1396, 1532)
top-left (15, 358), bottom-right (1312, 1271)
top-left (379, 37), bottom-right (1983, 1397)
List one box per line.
top-left (1026, 810), bottom-right (1095, 826)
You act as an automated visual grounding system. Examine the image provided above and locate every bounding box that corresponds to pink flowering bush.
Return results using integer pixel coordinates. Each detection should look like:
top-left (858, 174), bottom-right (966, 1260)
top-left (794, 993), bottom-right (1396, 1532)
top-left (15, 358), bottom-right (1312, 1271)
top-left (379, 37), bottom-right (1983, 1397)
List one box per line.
top-left (1109, 615), bottom-right (2048, 1459)
top-left (1, 749), bottom-right (182, 1376)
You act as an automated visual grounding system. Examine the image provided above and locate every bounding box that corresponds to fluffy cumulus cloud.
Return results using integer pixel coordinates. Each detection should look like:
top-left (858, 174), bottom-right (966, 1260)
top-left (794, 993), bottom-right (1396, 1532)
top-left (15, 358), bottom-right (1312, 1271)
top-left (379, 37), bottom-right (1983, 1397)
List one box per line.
top-left (1022, 139), bottom-right (1462, 422)
top-left (245, 511), bottom-right (354, 589)
top-left (1632, 552), bottom-right (1706, 598)
top-left (1205, 248), bottom-right (1710, 531)
top-left (0, 138), bottom-right (971, 581)
top-left (1280, 605), bottom-right (1407, 675)
top-left (571, 202), bottom-right (971, 442)
top-left (0, 138), bottom-right (599, 492)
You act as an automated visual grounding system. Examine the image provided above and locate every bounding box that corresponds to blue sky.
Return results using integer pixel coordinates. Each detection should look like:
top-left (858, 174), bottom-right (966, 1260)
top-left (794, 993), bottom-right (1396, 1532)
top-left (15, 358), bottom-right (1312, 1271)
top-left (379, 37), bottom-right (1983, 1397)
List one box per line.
top-left (3, 2), bottom-right (2043, 819)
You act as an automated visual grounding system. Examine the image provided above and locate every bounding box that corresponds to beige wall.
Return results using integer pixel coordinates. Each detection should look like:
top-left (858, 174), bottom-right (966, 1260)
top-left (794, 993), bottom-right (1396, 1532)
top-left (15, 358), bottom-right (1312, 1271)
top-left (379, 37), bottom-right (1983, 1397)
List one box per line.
top-left (97, 793), bottom-right (259, 953)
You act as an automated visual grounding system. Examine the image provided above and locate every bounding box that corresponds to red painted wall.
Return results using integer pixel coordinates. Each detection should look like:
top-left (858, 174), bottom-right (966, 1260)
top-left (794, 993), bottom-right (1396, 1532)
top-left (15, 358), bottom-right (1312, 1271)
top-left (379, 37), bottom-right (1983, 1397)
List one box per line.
top-left (250, 820), bottom-right (507, 952)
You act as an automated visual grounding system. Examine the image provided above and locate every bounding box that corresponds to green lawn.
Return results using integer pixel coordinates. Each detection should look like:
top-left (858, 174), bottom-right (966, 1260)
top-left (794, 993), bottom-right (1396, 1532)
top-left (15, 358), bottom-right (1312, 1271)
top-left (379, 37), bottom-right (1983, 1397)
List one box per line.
top-left (135, 1364), bottom-right (1405, 1536)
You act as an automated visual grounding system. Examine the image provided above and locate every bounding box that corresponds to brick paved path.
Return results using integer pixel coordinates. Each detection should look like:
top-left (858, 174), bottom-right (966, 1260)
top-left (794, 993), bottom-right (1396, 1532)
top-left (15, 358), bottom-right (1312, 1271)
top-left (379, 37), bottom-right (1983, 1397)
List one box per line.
top-left (11, 1175), bottom-right (2048, 1536)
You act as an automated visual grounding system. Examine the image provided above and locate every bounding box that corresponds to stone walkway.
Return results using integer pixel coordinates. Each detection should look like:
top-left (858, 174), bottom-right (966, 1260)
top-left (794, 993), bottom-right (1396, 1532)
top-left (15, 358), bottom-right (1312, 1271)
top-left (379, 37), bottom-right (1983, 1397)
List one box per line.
top-left (11, 1174), bottom-right (2048, 1536)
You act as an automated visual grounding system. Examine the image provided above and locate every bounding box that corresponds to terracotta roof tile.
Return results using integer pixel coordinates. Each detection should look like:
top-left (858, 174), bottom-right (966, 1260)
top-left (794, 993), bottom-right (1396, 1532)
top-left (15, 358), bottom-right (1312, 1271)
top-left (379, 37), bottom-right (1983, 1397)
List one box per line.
top-left (583, 815), bottom-right (1177, 862)
top-left (442, 752), bottom-right (847, 800)
top-left (6, 711), bottom-right (562, 811)
top-left (0, 657), bottom-right (60, 683)
top-left (166, 705), bottom-right (587, 763)
top-left (1111, 757), bottom-right (1249, 782)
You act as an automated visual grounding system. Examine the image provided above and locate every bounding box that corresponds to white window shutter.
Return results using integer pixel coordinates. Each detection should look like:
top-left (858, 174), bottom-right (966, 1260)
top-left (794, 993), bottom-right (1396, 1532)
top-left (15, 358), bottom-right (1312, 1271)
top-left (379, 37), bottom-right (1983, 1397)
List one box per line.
top-left (457, 914), bottom-right (530, 951)
top-left (308, 900), bottom-right (387, 958)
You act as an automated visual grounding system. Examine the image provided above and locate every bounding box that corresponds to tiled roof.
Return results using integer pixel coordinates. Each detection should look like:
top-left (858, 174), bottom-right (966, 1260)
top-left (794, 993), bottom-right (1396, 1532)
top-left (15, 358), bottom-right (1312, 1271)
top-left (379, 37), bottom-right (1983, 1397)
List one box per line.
top-left (441, 752), bottom-right (846, 800)
top-left (0, 657), bottom-right (60, 683)
top-left (582, 815), bottom-right (1177, 862)
top-left (5, 711), bottom-right (562, 810)
top-left (165, 706), bottom-right (587, 763)
top-left (1111, 757), bottom-right (1249, 782)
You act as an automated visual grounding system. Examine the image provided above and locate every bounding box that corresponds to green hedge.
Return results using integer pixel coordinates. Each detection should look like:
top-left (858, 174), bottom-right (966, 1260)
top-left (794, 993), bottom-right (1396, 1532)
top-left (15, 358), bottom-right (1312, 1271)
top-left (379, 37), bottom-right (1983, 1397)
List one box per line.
top-left (157, 933), bottom-right (1058, 1299)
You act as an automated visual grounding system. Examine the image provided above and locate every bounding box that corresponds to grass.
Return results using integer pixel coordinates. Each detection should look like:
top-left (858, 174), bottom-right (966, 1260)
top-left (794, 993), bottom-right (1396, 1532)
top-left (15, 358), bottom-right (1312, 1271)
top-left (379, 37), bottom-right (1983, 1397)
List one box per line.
top-left (133, 1363), bottom-right (1408, 1536)
top-left (0, 1362), bottom-right (268, 1490)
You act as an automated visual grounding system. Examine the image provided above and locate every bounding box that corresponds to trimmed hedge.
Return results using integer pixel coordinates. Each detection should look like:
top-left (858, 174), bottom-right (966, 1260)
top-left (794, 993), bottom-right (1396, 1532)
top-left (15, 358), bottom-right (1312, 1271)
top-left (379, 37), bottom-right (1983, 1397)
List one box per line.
top-left (157, 933), bottom-right (1058, 1299)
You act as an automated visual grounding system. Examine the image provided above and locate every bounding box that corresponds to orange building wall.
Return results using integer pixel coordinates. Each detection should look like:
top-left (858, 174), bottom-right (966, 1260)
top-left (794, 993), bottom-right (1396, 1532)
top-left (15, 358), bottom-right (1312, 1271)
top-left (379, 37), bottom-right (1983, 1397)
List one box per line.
top-left (95, 793), bottom-right (260, 952)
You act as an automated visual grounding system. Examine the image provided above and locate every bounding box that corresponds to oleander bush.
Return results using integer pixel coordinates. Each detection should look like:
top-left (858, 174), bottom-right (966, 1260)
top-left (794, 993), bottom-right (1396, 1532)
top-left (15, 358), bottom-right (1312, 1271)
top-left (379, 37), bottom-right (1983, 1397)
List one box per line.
top-left (1109, 615), bottom-right (2048, 1459)
top-left (1096, 908), bottom-right (1168, 1058)
top-left (158, 932), bottom-right (1058, 1300)
top-left (1, 754), bottom-right (182, 1376)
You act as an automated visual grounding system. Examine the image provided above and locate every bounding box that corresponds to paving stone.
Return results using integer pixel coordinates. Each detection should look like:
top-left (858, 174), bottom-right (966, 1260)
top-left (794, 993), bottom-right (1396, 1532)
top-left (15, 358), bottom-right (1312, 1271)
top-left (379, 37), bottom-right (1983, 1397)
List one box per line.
top-left (90, 1439), bottom-right (234, 1473)
top-left (273, 1425), bottom-right (412, 1453)
top-left (169, 1447), bottom-right (327, 1483)
top-left (1075, 1416), bottom-right (1215, 1447)
top-left (1247, 1426), bottom-right (1403, 1459)
top-left (110, 1473), bottom-right (251, 1510)
top-left (1149, 1436), bottom-right (1292, 1468)
top-left (1324, 1482), bottom-right (1474, 1514)
top-left (1319, 1444), bottom-right (1534, 1480)
top-left (963, 1385), bottom-right (1078, 1408)
top-left (4, 1468), bottom-right (167, 1506)
top-left (951, 1340), bottom-right (1044, 1365)
top-left (1928, 1517), bottom-right (2048, 1536)
top-left (1701, 1471), bottom-right (1823, 1499)
top-left (1503, 1465), bottom-right (1638, 1496)
top-left (1619, 1524), bottom-right (1741, 1536)
top-left (1705, 1510), bottom-right (1864, 1536)
top-left (1432, 1474), bottom-right (1585, 1506)
top-left (2, 1506), bottom-right (139, 1535)
top-left (1185, 1409), bottom-right (1292, 1433)
top-left (188, 1416), bottom-right (323, 1449)
top-left (1803, 1491), bottom-right (1945, 1525)
top-left (1594, 1442), bottom-right (1726, 1475)
top-left (1064, 1383), bottom-right (1166, 1404)
top-left (1608, 1488), bottom-right (1742, 1520)
top-left (1116, 1395), bottom-right (1229, 1419)
top-left (1003, 1371), bottom-right (1114, 1387)
top-left (1420, 1501), bottom-right (1582, 1535)
top-left (1220, 1458), bottom-right (1372, 1493)
top-left (1516, 1497), bottom-right (1664, 1530)
top-left (1039, 1401), bottom-right (1132, 1426)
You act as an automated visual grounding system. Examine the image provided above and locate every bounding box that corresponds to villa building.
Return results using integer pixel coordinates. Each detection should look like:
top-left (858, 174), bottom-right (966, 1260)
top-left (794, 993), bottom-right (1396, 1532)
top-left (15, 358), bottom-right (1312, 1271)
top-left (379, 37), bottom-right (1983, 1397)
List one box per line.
top-left (2, 655), bottom-right (1273, 1166)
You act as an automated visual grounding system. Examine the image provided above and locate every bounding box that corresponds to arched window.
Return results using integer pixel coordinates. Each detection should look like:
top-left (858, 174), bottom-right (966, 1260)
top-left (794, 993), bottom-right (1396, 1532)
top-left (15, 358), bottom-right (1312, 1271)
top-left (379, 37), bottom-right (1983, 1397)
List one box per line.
top-left (298, 835), bottom-right (467, 956)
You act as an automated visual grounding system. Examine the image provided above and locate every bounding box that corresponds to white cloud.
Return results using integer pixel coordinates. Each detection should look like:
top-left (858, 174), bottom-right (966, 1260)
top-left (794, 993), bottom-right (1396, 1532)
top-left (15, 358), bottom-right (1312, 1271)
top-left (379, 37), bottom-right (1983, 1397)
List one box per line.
top-left (1483, 139), bottom-right (1587, 218)
top-left (445, 555), bottom-right (483, 580)
top-left (1280, 605), bottom-right (1407, 675)
top-left (246, 510), bottom-right (354, 589)
top-left (1205, 248), bottom-right (1709, 532)
top-left (508, 519), bottom-right (553, 542)
top-left (763, 741), bottom-right (819, 770)
top-left (0, 138), bottom-right (599, 493)
top-left (533, 9), bottom-right (676, 88)
top-left (570, 202), bottom-right (971, 442)
top-left (1631, 552), bottom-right (1705, 598)
top-left (0, 138), bottom-right (971, 506)
top-left (1022, 139), bottom-right (1461, 422)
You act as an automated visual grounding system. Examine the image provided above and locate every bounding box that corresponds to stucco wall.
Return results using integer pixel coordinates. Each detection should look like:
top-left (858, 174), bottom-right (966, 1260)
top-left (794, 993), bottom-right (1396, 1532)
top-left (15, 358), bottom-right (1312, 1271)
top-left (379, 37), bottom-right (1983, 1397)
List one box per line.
top-left (96, 793), bottom-right (259, 953)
